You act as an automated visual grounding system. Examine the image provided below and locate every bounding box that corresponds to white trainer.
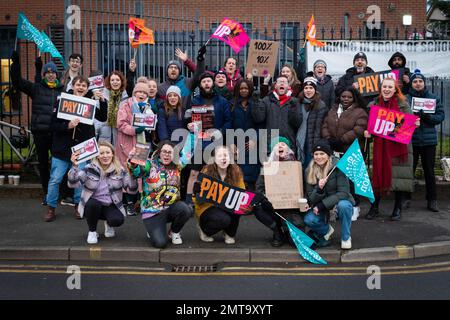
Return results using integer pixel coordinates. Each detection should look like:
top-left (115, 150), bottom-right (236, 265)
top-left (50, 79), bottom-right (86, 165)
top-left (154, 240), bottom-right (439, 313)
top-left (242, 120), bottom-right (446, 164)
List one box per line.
top-left (104, 221), bottom-right (115, 238)
top-left (197, 224), bottom-right (214, 242)
top-left (224, 232), bottom-right (236, 245)
top-left (351, 206), bottom-right (360, 221)
top-left (324, 225), bottom-right (334, 241)
top-left (87, 231), bottom-right (98, 244)
top-left (169, 231), bottom-right (183, 245)
top-left (341, 237), bottom-right (352, 250)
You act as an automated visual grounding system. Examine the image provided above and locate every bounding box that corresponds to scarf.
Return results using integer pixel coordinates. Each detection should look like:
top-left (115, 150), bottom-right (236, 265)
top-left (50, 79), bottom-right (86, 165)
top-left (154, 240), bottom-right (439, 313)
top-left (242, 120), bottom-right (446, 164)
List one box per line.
top-left (372, 97), bottom-right (409, 195)
top-left (107, 90), bottom-right (122, 128)
top-left (273, 90), bottom-right (292, 106)
top-left (43, 79), bottom-right (60, 89)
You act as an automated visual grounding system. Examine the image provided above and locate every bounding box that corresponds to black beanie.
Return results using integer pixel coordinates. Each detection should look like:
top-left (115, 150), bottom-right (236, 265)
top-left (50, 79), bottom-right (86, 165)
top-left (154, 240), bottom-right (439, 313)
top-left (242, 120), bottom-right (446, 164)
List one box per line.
top-left (199, 72), bottom-right (214, 83)
top-left (312, 139), bottom-right (332, 156)
top-left (353, 52), bottom-right (368, 64)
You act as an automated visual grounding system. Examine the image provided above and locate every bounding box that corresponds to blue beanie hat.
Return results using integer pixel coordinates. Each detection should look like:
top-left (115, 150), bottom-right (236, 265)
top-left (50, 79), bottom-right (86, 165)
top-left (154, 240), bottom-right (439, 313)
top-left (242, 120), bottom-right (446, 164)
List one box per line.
top-left (42, 61), bottom-right (58, 75)
top-left (410, 69), bottom-right (426, 82)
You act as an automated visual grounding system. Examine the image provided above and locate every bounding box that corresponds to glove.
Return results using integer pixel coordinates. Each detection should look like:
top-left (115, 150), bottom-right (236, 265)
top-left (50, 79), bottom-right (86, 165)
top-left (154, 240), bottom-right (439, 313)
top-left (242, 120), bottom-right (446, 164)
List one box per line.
top-left (193, 181), bottom-right (201, 195)
top-left (314, 201), bottom-right (326, 213)
top-left (197, 45), bottom-right (207, 62)
top-left (11, 50), bottom-right (19, 64)
top-left (135, 127), bottom-right (145, 134)
top-left (418, 110), bottom-right (431, 122)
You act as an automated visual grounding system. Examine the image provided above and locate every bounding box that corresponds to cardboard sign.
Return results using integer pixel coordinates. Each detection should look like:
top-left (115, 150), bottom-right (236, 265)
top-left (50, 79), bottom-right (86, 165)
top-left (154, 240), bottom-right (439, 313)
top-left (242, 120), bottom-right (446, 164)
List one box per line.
top-left (88, 75), bottom-right (104, 91)
top-left (132, 113), bottom-right (157, 130)
top-left (210, 18), bottom-right (250, 54)
top-left (367, 105), bottom-right (419, 145)
top-left (71, 137), bottom-right (99, 164)
top-left (191, 105), bottom-right (214, 139)
top-left (130, 143), bottom-right (151, 166)
top-left (411, 97), bottom-right (436, 114)
top-left (354, 69), bottom-right (402, 97)
top-left (263, 161), bottom-right (303, 209)
top-left (196, 173), bottom-right (256, 215)
top-left (246, 39), bottom-right (280, 77)
top-left (57, 93), bottom-right (97, 125)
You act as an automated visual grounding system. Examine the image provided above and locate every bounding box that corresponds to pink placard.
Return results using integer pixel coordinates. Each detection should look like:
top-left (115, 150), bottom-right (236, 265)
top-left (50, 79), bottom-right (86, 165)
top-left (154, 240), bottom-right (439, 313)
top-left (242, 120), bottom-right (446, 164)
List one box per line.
top-left (367, 105), bottom-right (419, 145)
top-left (211, 18), bottom-right (250, 53)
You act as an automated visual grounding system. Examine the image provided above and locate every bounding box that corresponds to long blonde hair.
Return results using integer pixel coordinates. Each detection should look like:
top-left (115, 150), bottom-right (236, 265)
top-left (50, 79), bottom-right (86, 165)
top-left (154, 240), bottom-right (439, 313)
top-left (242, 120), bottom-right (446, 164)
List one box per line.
top-left (91, 141), bottom-right (123, 175)
top-left (306, 154), bottom-right (333, 185)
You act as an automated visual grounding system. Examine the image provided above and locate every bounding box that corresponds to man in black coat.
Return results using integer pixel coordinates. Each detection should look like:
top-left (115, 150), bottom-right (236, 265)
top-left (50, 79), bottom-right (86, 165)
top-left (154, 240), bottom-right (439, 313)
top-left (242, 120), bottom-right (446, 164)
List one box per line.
top-left (388, 52), bottom-right (411, 95)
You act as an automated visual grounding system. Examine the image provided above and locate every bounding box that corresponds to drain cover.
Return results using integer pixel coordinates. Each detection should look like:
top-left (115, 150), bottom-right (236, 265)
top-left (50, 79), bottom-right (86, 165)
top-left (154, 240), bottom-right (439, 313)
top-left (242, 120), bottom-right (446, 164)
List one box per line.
top-left (172, 265), bottom-right (217, 272)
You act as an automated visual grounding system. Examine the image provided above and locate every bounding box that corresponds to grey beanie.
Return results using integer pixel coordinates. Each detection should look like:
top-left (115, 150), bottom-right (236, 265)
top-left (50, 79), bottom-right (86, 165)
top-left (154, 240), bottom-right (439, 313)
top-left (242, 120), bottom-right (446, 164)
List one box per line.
top-left (313, 59), bottom-right (327, 69)
top-left (167, 60), bottom-right (182, 72)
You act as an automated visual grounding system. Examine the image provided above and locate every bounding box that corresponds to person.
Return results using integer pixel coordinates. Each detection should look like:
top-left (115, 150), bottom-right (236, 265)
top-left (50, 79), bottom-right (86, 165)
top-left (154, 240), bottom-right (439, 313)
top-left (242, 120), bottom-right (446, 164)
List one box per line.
top-left (296, 77), bottom-right (327, 167)
top-left (44, 75), bottom-right (107, 222)
top-left (231, 79), bottom-right (261, 190)
top-left (185, 72), bottom-right (232, 205)
top-left (260, 64), bottom-right (302, 98)
top-left (321, 87), bottom-right (368, 220)
top-left (252, 75), bottom-right (302, 154)
top-left (221, 57), bottom-right (243, 92)
top-left (364, 77), bottom-right (420, 221)
top-left (157, 85), bottom-right (185, 143)
top-left (128, 140), bottom-right (193, 248)
top-left (303, 140), bottom-right (355, 249)
top-left (252, 137), bottom-right (301, 247)
top-left (193, 145), bottom-right (246, 244)
top-left (213, 70), bottom-right (233, 101)
top-left (311, 59), bottom-right (335, 109)
top-left (62, 53), bottom-right (83, 92)
top-left (335, 52), bottom-right (375, 108)
top-left (117, 77), bottom-right (157, 216)
top-left (388, 52), bottom-right (411, 95)
top-left (10, 51), bottom-right (64, 205)
top-left (68, 141), bottom-right (138, 244)
top-left (407, 69), bottom-right (445, 212)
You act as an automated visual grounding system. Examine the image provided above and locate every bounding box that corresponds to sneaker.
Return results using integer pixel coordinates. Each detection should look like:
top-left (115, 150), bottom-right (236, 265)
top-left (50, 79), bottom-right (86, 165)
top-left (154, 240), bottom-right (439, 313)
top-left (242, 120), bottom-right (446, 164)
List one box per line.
top-left (341, 237), bottom-right (352, 250)
top-left (197, 224), bottom-right (214, 242)
top-left (223, 232), bottom-right (236, 245)
top-left (168, 231), bottom-right (182, 245)
top-left (323, 225), bottom-right (334, 241)
top-left (87, 231), bottom-right (98, 244)
top-left (126, 203), bottom-right (137, 216)
top-left (351, 206), bottom-right (360, 221)
top-left (104, 221), bottom-right (115, 238)
top-left (61, 197), bottom-right (75, 207)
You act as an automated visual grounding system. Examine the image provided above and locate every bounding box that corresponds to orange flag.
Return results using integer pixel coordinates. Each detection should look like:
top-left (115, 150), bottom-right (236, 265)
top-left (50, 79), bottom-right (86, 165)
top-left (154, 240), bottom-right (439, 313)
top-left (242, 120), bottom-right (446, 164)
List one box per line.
top-left (306, 15), bottom-right (326, 47)
top-left (129, 17), bottom-right (155, 48)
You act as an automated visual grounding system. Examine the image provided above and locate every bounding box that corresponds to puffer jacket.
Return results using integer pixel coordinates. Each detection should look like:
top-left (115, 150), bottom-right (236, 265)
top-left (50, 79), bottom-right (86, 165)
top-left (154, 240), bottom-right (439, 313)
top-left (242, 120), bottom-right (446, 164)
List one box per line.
top-left (68, 163), bottom-right (138, 218)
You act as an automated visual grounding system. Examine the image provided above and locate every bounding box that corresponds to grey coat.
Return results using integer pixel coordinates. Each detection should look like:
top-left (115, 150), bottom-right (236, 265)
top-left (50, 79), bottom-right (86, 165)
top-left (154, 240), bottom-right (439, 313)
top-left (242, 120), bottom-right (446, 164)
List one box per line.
top-left (316, 75), bottom-right (336, 109)
top-left (68, 163), bottom-right (138, 218)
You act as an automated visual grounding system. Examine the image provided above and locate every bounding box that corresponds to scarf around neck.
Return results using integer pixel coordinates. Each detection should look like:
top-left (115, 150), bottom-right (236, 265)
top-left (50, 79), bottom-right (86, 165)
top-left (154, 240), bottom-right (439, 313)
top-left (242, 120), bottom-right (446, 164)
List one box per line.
top-left (107, 90), bottom-right (122, 128)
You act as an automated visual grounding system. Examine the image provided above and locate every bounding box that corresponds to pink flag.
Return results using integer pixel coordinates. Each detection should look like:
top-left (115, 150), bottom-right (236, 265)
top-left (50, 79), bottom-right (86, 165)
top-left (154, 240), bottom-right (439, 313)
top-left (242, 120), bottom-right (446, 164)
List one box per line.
top-left (367, 105), bottom-right (419, 145)
top-left (211, 18), bottom-right (250, 53)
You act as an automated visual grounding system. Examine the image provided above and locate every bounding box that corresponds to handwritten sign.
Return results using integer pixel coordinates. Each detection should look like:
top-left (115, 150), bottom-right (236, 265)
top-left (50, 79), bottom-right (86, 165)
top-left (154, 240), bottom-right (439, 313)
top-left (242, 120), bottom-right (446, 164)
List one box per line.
top-left (367, 105), bottom-right (419, 144)
top-left (132, 113), bottom-right (157, 130)
top-left (57, 93), bottom-right (97, 125)
top-left (411, 97), bottom-right (436, 114)
top-left (196, 173), bottom-right (255, 215)
top-left (71, 137), bottom-right (99, 164)
top-left (88, 75), bottom-right (104, 91)
top-left (246, 40), bottom-right (280, 77)
top-left (354, 69), bottom-right (402, 97)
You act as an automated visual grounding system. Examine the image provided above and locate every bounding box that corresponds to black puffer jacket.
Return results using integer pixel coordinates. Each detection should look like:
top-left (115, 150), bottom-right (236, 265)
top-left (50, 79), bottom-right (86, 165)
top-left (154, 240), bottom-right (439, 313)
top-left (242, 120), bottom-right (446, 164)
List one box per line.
top-left (10, 57), bottom-right (64, 132)
top-left (388, 52), bottom-right (411, 95)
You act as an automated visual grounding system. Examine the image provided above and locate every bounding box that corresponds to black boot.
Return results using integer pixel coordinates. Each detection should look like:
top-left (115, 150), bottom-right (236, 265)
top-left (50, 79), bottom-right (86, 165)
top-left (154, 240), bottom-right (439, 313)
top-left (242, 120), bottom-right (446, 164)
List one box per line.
top-left (427, 200), bottom-right (439, 212)
top-left (270, 227), bottom-right (285, 247)
top-left (365, 206), bottom-right (379, 220)
top-left (391, 207), bottom-right (401, 221)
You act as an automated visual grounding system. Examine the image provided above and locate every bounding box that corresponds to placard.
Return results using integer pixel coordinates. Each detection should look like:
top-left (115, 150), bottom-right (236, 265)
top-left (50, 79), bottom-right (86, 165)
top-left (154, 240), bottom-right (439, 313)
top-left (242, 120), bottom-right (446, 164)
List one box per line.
top-left (263, 161), bottom-right (303, 209)
top-left (88, 75), bottom-right (104, 91)
top-left (191, 105), bottom-right (214, 139)
top-left (71, 137), bottom-right (99, 164)
top-left (411, 97), bottom-right (436, 114)
top-left (57, 93), bottom-right (97, 125)
top-left (130, 143), bottom-right (151, 166)
top-left (354, 69), bottom-right (402, 97)
top-left (246, 39), bottom-right (280, 77)
top-left (132, 113), bottom-right (157, 130)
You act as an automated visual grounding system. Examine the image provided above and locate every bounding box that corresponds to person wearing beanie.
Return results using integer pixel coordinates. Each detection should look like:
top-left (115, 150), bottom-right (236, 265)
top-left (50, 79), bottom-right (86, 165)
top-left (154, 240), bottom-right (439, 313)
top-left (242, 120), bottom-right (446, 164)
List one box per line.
top-left (304, 139), bottom-right (355, 249)
top-left (157, 45), bottom-right (207, 110)
top-left (405, 70), bottom-right (445, 213)
top-left (335, 51), bottom-right (375, 108)
top-left (388, 52), bottom-right (411, 94)
top-left (296, 76), bottom-right (327, 167)
top-left (311, 59), bottom-right (335, 109)
top-left (157, 85), bottom-right (185, 143)
top-left (10, 50), bottom-right (64, 206)
top-left (213, 69), bottom-right (233, 101)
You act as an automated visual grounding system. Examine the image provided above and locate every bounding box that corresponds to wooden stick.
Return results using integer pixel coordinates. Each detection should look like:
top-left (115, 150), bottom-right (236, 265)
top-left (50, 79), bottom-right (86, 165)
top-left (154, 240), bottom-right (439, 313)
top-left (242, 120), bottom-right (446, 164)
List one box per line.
top-left (72, 128), bottom-right (76, 140)
top-left (302, 39), bottom-right (307, 48)
top-left (15, 38), bottom-right (18, 51)
top-left (325, 165), bottom-right (337, 180)
top-left (204, 38), bottom-right (212, 47)
top-left (273, 211), bottom-right (287, 222)
top-left (133, 48), bottom-right (138, 60)
top-left (364, 138), bottom-right (368, 154)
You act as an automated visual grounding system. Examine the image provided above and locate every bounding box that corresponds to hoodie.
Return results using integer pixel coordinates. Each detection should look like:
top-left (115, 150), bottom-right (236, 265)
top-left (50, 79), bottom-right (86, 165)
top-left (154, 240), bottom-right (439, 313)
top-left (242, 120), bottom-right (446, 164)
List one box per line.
top-left (388, 52), bottom-right (411, 94)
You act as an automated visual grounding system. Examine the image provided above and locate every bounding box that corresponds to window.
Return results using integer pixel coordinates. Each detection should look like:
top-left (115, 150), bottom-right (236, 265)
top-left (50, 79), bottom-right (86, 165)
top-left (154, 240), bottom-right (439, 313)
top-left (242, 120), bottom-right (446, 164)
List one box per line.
top-left (365, 21), bottom-right (385, 39)
top-left (0, 27), bottom-right (20, 115)
top-left (279, 22), bottom-right (300, 67)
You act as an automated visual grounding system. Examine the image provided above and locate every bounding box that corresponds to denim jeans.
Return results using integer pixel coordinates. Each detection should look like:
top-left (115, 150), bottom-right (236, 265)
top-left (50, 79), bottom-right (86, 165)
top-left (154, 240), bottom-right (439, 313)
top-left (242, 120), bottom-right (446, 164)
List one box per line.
top-left (46, 157), bottom-right (84, 208)
top-left (304, 199), bottom-right (353, 241)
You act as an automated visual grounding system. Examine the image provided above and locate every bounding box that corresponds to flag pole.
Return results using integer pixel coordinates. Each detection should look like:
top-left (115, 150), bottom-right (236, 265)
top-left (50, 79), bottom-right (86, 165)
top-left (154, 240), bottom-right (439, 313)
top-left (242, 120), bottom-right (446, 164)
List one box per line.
top-left (14, 38), bottom-right (18, 51)
top-left (204, 38), bottom-right (212, 47)
top-left (325, 165), bottom-right (337, 180)
top-left (133, 48), bottom-right (138, 60)
top-left (364, 138), bottom-right (368, 154)
top-left (273, 211), bottom-right (287, 222)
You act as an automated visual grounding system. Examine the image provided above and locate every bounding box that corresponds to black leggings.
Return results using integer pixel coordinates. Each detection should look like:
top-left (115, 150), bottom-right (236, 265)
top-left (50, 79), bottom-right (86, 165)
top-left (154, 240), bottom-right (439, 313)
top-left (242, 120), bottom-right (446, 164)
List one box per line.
top-left (199, 206), bottom-right (241, 237)
top-left (142, 201), bottom-right (192, 248)
top-left (84, 198), bottom-right (125, 232)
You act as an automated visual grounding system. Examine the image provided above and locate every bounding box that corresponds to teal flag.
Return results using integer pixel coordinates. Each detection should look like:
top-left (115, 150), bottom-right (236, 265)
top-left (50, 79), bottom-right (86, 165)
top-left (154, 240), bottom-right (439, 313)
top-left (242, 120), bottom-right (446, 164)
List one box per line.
top-left (16, 13), bottom-right (44, 49)
top-left (40, 31), bottom-right (67, 68)
top-left (336, 139), bottom-right (375, 203)
top-left (285, 220), bottom-right (327, 265)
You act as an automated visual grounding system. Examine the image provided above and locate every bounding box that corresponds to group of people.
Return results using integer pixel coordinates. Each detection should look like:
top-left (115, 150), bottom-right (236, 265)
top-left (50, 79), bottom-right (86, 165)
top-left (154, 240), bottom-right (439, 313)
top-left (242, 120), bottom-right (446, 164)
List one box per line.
top-left (10, 45), bottom-right (445, 250)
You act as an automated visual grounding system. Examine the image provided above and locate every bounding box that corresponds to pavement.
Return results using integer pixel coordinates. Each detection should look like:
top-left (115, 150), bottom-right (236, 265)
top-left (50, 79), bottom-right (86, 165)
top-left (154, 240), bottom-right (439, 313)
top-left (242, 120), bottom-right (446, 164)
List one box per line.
top-left (0, 182), bottom-right (449, 265)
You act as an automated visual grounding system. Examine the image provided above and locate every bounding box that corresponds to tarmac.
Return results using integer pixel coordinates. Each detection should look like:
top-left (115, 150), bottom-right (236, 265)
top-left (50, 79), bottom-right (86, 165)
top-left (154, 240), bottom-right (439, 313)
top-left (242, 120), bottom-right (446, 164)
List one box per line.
top-left (0, 181), bottom-right (449, 265)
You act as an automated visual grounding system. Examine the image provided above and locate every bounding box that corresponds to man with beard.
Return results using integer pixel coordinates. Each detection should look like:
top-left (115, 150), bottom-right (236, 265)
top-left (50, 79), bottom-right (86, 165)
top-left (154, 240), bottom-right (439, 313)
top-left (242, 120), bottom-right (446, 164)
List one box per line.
top-left (335, 52), bottom-right (375, 109)
top-left (388, 52), bottom-right (411, 94)
top-left (185, 72), bottom-right (232, 205)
